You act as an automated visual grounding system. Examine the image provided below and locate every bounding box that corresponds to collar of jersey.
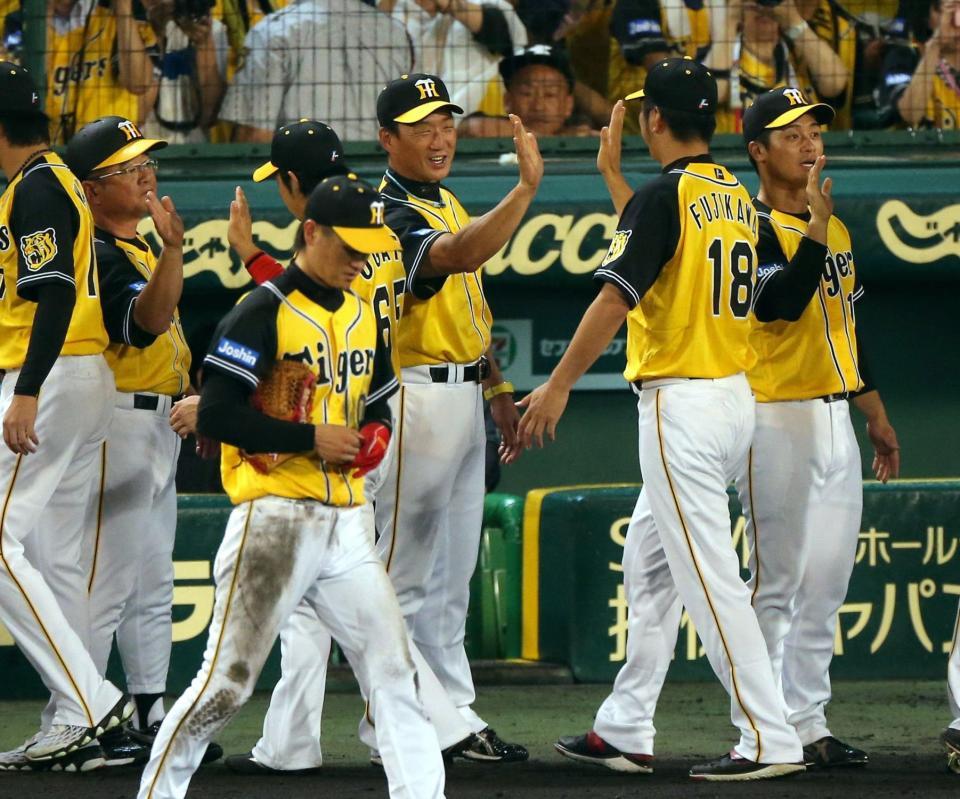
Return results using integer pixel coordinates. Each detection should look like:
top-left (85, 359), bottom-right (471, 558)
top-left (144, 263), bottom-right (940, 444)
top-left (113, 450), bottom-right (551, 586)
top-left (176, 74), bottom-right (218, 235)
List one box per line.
top-left (753, 197), bottom-right (811, 223)
top-left (95, 227), bottom-right (150, 252)
top-left (383, 169), bottom-right (445, 207)
top-left (277, 262), bottom-right (346, 311)
top-left (661, 152), bottom-right (716, 174)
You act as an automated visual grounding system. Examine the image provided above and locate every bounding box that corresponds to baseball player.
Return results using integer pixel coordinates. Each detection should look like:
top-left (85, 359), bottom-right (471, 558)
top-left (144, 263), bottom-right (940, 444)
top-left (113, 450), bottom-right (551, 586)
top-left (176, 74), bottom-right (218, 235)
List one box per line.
top-left (738, 87), bottom-right (900, 767)
top-left (946, 600), bottom-right (960, 774)
top-left (137, 174), bottom-right (446, 799)
top-left (522, 58), bottom-right (806, 781)
top-left (0, 62), bottom-right (132, 772)
top-left (63, 116), bottom-right (223, 767)
top-left (373, 72), bottom-right (540, 759)
top-left (204, 119), bottom-right (473, 772)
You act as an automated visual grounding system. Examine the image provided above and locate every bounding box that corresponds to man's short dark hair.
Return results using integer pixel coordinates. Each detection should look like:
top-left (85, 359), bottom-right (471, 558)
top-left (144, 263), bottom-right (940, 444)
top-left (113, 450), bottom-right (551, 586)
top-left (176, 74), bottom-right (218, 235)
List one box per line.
top-left (747, 129), bottom-right (773, 173)
top-left (642, 97), bottom-right (716, 144)
top-left (280, 170), bottom-right (324, 198)
top-left (0, 113), bottom-right (49, 148)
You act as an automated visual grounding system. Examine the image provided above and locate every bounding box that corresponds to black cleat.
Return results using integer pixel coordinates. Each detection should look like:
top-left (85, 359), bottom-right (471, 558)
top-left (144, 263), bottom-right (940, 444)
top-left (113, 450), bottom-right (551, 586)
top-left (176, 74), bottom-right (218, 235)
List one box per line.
top-left (555, 730), bottom-right (653, 774)
top-left (689, 752), bottom-right (805, 781)
top-left (942, 728), bottom-right (960, 774)
top-left (99, 727), bottom-right (150, 767)
top-left (224, 751), bottom-right (323, 775)
top-left (457, 727), bottom-right (528, 763)
top-left (803, 736), bottom-right (868, 768)
top-left (129, 721), bottom-right (223, 764)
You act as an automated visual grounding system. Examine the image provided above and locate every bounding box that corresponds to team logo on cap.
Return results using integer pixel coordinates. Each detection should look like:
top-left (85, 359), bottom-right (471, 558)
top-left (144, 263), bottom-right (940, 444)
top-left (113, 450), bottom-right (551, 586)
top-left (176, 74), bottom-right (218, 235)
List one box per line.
top-left (20, 228), bottom-right (58, 271)
top-left (783, 88), bottom-right (807, 106)
top-left (699, 98), bottom-right (710, 109)
top-left (369, 201), bottom-right (385, 226)
top-left (118, 119), bottom-right (142, 141)
top-left (415, 78), bottom-right (440, 100)
top-left (601, 230), bottom-right (632, 266)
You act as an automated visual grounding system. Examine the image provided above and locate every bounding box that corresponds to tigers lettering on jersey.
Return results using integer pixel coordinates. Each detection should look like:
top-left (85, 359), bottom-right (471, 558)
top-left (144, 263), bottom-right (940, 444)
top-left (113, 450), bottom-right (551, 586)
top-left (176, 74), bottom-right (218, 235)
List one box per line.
top-left (204, 266), bottom-right (398, 507)
top-left (595, 155), bottom-right (758, 382)
top-left (0, 153), bottom-right (108, 370)
top-left (748, 201), bottom-right (864, 402)
top-left (379, 169), bottom-right (492, 367)
top-left (96, 231), bottom-right (191, 395)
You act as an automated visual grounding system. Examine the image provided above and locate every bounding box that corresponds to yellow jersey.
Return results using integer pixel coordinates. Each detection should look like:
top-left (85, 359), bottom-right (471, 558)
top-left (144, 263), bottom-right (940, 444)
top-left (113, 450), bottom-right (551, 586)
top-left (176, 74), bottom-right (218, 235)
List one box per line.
top-left (595, 155), bottom-right (758, 382)
top-left (748, 202), bottom-right (864, 402)
top-left (0, 152), bottom-right (108, 371)
top-left (45, 0), bottom-right (157, 144)
top-left (379, 169), bottom-right (492, 367)
top-left (204, 265), bottom-right (398, 506)
top-left (95, 230), bottom-right (191, 395)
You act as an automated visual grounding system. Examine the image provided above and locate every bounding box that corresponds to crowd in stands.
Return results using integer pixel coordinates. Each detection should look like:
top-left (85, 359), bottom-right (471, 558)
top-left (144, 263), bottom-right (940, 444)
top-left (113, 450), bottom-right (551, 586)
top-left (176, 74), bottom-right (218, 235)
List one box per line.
top-left (1, 0), bottom-right (957, 144)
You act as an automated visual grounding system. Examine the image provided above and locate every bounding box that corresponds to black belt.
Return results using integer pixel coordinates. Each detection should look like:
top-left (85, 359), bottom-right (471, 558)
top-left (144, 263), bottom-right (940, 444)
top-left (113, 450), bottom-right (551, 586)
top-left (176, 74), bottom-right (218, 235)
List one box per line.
top-left (820, 392), bottom-right (851, 403)
top-left (429, 357), bottom-right (490, 384)
top-left (133, 393), bottom-right (183, 411)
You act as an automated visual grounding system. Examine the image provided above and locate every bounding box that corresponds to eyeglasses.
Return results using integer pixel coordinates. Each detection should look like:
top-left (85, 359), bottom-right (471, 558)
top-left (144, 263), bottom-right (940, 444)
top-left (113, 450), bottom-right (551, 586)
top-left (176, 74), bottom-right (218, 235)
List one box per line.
top-left (90, 159), bottom-right (159, 180)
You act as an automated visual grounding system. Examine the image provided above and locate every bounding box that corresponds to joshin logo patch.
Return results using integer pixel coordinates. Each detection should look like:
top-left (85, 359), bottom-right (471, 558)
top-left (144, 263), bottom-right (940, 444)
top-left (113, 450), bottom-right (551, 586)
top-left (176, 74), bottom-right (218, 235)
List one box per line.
top-left (216, 337), bottom-right (260, 368)
top-left (19, 228), bottom-right (58, 271)
top-left (601, 229), bottom-right (632, 266)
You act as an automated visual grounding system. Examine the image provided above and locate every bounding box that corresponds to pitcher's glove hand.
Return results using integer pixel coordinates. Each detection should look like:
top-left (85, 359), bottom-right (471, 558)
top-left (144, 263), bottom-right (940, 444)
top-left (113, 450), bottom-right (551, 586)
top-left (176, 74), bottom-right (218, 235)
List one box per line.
top-left (350, 422), bottom-right (391, 478)
top-left (241, 359), bottom-right (316, 474)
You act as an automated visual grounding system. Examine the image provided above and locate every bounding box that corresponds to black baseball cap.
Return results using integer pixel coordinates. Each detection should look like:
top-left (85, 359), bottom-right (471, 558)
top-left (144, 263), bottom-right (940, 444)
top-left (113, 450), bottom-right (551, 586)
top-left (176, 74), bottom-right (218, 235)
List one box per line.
top-left (610, 0), bottom-right (671, 66)
top-left (742, 87), bottom-right (835, 144)
top-left (376, 73), bottom-right (464, 127)
top-left (304, 174), bottom-right (400, 254)
top-left (499, 44), bottom-right (575, 91)
top-left (624, 56), bottom-right (717, 116)
top-left (253, 119), bottom-right (347, 183)
top-left (0, 61), bottom-right (46, 117)
top-left (65, 116), bottom-right (166, 179)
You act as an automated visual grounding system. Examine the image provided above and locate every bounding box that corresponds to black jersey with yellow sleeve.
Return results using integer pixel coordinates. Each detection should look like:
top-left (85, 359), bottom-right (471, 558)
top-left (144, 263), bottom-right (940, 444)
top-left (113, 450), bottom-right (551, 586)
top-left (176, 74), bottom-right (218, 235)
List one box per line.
top-left (203, 265), bottom-right (398, 507)
top-left (379, 169), bottom-right (492, 368)
top-left (95, 229), bottom-right (191, 396)
top-left (0, 152), bottom-right (107, 371)
top-left (595, 154), bottom-right (758, 382)
top-left (748, 202), bottom-right (864, 402)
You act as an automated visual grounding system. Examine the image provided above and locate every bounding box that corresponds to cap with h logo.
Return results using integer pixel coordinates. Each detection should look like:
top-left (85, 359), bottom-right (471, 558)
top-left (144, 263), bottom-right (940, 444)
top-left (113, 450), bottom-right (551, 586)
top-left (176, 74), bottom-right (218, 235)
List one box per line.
top-left (65, 116), bottom-right (167, 180)
top-left (742, 87), bottom-right (835, 144)
top-left (376, 73), bottom-right (464, 126)
top-left (498, 44), bottom-right (575, 90)
top-left (253, 119), bottom-right (347, 183)
top-left (624, 56), bottom-right (717, 116)
top-left (304, 174), bottom-right (400, 254)
top-left (0, 61), bottom-right (46, 117)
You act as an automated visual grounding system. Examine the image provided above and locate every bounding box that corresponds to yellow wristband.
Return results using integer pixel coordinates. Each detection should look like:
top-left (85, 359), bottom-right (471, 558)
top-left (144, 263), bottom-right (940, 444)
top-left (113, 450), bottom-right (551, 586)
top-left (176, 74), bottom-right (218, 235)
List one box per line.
top-left (483, 381), bottom-right (514, 401)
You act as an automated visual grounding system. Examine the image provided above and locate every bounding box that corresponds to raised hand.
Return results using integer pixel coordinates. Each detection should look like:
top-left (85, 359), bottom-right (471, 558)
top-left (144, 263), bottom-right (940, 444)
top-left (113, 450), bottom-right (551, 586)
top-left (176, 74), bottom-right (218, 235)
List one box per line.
top-left (228, 185), bottom-right (258, 262)
top-left (509, 114), bottom-right (544, 193)
top-left (597, 100), bottom-right (625, 177)
top-left (806, 154), bottom-right (833, 223)
top-left (146, 192), bottom-right (184, 249)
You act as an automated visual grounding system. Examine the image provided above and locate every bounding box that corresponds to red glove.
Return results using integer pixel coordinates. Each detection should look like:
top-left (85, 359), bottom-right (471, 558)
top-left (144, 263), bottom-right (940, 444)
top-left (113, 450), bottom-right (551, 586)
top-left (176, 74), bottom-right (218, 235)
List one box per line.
top-left (350, 422), bottom-right (391, 478)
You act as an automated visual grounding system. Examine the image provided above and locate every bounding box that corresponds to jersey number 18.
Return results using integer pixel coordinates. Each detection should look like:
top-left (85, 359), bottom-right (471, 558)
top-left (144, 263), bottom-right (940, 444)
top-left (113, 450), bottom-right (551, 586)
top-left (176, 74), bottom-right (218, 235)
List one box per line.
top-left (709, 238), bottom-right (754, 319)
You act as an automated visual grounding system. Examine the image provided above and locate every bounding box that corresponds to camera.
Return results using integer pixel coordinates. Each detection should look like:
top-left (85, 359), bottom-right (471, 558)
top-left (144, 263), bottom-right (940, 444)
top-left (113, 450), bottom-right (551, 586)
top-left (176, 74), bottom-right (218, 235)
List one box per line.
top-left (173, 0), bottom-right (215, 21)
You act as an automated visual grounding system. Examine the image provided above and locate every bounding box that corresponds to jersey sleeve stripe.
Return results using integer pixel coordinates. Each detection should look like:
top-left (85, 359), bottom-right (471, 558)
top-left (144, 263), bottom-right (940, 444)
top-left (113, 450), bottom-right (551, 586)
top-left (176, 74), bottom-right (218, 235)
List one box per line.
top-left (753, 264), bottom-right (784, 301)
top-left (406, 229), bottom-right (445, 289)
top-left (202, 355), bottom-right (260, 389)
top-left (367, 376), bottom-right (400, 405)
top-left (594, 268), bottom-right (641, 307)
top-left (16, 272), bottom-right (77, 289)
top-left (122, 294), bottom-right (138, 345)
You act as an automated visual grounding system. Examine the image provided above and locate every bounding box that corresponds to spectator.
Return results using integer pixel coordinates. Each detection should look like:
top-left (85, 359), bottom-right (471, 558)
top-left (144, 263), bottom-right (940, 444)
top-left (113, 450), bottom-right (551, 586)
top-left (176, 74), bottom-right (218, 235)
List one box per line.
top-left (709, 0), bottom-right (849, 133)
top-left (377, 0), bottom-right (527, 117)
top-left (219, 0), bottom-right (413, 142)
top-left (46, 0), bottom-right (158, 143)
top-left (140, 0), bottom-right (229, 143)
top-left (880, 0), bottom-right (960, 128)
top-left (459, 43), bottom-right (597, 136)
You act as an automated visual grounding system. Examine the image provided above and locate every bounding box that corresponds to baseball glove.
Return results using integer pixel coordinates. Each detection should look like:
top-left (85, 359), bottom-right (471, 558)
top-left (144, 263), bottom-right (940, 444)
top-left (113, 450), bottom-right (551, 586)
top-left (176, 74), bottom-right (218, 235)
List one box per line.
top-left (240, 359), bottom-right (316, 474)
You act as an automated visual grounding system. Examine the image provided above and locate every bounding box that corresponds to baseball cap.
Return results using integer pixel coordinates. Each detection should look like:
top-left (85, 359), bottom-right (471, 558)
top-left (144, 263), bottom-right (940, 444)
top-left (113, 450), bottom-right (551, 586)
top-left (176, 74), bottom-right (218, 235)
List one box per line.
top-left (252, 119), bottom-right (347, 183)
top-left (610, 0), bottom-right (670, 66)
top-left (376, 73), bottom-right (464, 126)
top-left (742, 87), bottom-right (835, 144)
top-left (0, 61), bottom-right (46, 117)
top-left (499, 44), bottom-right (575, 91)
top-left (304, 174), bottom-right (400, 254)
top-left (65, 116), bottom-right (166, 179)
top-left (624, 57), bottom-right (717, 116)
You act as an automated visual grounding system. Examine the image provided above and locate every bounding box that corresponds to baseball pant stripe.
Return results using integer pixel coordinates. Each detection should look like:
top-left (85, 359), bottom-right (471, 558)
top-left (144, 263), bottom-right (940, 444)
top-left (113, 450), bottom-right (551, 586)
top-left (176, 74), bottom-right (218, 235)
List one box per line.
top-left (86, 441), bottom-right (108, 594)
top-left (0, 454), bottom-right (96, 727)
top-left (951, 602), bottom-right (960, 661)
top-left (144, 502), bottom-right (254, 799)
top-left (655, 389), bottom-right (763, 762)
top-left (746, 447), bottom-right (762, 608)
top-left (384, 386), bottom-right (406, 575)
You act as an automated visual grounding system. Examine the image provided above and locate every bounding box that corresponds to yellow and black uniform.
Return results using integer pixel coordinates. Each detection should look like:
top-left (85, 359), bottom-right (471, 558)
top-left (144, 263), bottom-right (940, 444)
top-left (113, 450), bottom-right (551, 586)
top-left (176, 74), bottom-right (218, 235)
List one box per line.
top-left (45, 0), bottom-right (157, 143)
top-left (748, 201), bottom-right (867, 402)
top-left (879, 44), bottom-right (960, 130)
top-left (0, 152), bottom-right (108, 392)
top-left (594, 154), bottom-right (759, 382)
top-left (94, 229), bottom-right (191, 395)
top-left (379, 169), bottom-right (492, 368)
top-left (200, 265), bottom-right (398, 506)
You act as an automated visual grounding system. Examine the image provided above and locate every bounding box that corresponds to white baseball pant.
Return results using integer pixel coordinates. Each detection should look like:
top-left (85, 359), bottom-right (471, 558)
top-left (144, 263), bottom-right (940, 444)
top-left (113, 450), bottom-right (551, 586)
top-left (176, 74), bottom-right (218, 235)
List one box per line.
top-left (0, 355), bottom-right (123, 728)
top-left (85, 391), bottom-right (181, 695)
top-left (948, 599), bottom-right (960, 732)
top-left (594, 375), bottom-right (802, 764)
top-left (137, 497), bottom-right (445, 799)
top-left (375, 366), bottom-right (488, 733)
top-left (735, 398), bottom-right (862, 744)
